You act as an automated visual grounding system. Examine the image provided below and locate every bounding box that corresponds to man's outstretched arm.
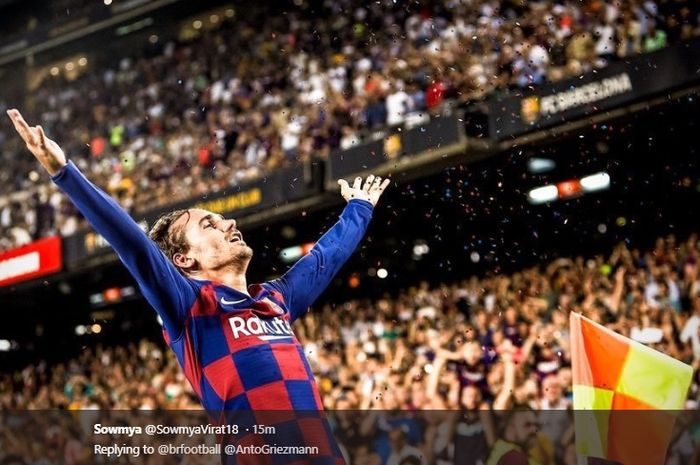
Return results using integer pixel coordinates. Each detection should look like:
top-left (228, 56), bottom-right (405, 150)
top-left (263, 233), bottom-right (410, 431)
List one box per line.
top-left (267, 175), bottom-right (391, 321)
top-left (6, 109), bottom-right (195, 339)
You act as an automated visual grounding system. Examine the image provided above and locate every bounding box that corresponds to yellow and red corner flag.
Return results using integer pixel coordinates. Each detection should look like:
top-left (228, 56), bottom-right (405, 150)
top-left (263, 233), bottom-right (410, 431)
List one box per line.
top-left (570, 312), bottom-right (692, 465)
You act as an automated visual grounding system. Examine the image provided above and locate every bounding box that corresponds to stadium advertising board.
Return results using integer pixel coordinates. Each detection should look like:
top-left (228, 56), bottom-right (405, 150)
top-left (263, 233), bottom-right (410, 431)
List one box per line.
top-left (63, 164), bottom-right (319, 269)
top-left (63, 221), bottom-right (149, 269)
top-left (326, 113), bottom-right (464, 181)
top-left (139, 164), bottom-right (317, 227)
top-left (488, 38), bottom-right (700, 140)
top-left (0, 236), bottom-right (62, 287)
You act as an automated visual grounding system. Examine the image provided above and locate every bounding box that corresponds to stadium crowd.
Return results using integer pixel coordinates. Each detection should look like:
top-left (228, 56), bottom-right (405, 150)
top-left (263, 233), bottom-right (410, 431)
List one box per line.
top-left (2, 233), bottom-right (700, 464)
top-left (1, 0), bottom-right (700, 252)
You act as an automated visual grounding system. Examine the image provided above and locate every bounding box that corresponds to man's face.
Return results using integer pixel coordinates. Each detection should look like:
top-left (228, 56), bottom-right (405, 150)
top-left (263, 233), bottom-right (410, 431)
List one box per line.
top-left (509, 411), bottom-right (539, 448)
top-left (171, 209), bottom-right (253, 273)
top-left (542, 375), bottom-right (562, 402)
top-left (558, 367), bottom-right (572, 389)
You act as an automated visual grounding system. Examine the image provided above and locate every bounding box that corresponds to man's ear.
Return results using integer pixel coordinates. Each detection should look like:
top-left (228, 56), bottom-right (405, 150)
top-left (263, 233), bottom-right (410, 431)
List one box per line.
top-left (173, 252), bottom-right (195, 271)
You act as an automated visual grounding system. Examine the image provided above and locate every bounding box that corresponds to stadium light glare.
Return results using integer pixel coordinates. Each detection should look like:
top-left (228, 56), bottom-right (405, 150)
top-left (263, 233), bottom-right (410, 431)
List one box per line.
top-left (193, 20), bottom-right (203, 30)
top-left (580, 172), bottom-right (611, 192)
top-left (281, 226), bottom-right (296, 239)
top-left (412, 241), bottom-right (429, 258)
top-left (225, 9), bottom-right (235, 18)
top-left (556, 179), bottom-right (582, 198)
top-left (91, 324), bottom-right (102, 334)
top-left (103, 287), bottom-right (121, 302)
top-left (78, 57), bottom-right (87, 67)
top-left (0, 340), bottom-right (10, 351)
top-left (65, 62), bottom-right (74, 71)
top-left (527, 185), bottom-right (558, 204)
top-left (103, 0), bottom-right (112, 5)
top-left (210, 14), bottom-right (220, 24)
top-left (50, 67), bottom-right (59, 76)
top-left (75, 325), bottom-right (86, 336)
top-left (527, 158), bottom-right (556, 174)
top-left (377, 268), bottom-right (388, 279)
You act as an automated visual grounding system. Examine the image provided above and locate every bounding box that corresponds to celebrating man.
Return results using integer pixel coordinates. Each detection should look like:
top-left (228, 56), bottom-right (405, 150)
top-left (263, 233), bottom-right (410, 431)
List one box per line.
top-left (7, 108), bottom-right (390, 462)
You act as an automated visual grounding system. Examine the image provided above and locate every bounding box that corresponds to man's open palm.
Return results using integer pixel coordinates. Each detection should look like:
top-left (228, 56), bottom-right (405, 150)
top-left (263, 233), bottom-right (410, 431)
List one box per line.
top-left (338, 175), bottom-right (391, 207)
top-left (7, 109), bottom-right (66, 176)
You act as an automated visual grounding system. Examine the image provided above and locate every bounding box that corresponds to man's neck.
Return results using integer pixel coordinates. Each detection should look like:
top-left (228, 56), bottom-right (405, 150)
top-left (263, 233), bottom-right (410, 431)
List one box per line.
top-left (192, 269), bottom-right (250, 295)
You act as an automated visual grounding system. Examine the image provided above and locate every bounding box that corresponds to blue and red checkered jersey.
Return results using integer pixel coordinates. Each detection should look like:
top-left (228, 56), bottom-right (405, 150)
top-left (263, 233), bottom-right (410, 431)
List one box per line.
top-left (52, 161), bottom-right (373, 416)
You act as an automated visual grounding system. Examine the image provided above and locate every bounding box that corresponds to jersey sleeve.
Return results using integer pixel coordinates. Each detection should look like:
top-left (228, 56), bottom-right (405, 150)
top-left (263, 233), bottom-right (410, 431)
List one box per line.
top-left (51, 161), bottom-right (196, 339)
top-left (266, 199), bottom-right (373, 322)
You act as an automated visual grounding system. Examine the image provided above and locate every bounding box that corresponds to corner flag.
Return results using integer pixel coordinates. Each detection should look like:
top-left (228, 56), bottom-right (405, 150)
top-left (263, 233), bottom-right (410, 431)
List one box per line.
top-left (570, 312), bottom-right (692, 465)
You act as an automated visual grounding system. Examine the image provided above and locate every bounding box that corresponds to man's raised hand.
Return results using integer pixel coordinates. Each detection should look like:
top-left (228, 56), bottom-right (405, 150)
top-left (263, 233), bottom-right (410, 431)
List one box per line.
top-left (6, 109), bottom-right (66, 176)
top-left (337, 175), bottom-right (391, 207)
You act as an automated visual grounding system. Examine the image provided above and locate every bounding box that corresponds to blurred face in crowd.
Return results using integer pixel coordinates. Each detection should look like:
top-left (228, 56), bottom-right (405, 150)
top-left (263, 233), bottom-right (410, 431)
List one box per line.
top-left (475, 311), bottom-right (488, 328)
top-left (355, 446), bottom-right (382, 465)
top-left (464, 342), bottom-right (483, 365)
top-left (335, 395), bottom-right (354, 410)
top-left (411, 382), bottom-right (427, 407)
top-left (505, 307), bottom-right (518, 324)
top-left (558, 367), bottom-right (572, 391)
top-left (487, 361), bottom-right (504, 392)
top-left (552, 310), bottom-right (566, 328)
top-left (693, 296), bottom-right (700, 315)
top-left (461, 385), bottom-right (482, 410)
top-left (492, 330), bottom-right (505, 347)
top-left (380, 388), bottom-right (401, 410)
top-left (389, 428), bottom-right (406, 450)
top-left (542, 375), bottom-right (562, 403)
top-left (506, 411), bottom-right (539, 449)
top-left (171, 209), bottom-right (253, 273)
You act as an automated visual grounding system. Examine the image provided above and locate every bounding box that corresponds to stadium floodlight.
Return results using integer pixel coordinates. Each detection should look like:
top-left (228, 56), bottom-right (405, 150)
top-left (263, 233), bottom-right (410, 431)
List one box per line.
top-left (580, 172), bottom-right (611, 192)
top-left (527, 158), bottom-right (556, 174)
top-left (377, 268), bottom-right (388, 279)
top-left (527, 185), bottom-right (558, 204)
top-left (412, 241), bottom-right (429, 259)
top-left (0, 340), bottom-right (10, 351)
top-left (280, 245), bottom-right (302, 263)
top-left (556, 179), bottom-right (582, 199)
top-left (279, 242), bottom-right (315, 263)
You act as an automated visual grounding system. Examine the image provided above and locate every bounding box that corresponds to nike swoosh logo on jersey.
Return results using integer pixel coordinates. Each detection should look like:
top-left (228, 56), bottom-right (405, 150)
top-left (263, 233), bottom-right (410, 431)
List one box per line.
top-left (220, 297), bottom-right (248, 305)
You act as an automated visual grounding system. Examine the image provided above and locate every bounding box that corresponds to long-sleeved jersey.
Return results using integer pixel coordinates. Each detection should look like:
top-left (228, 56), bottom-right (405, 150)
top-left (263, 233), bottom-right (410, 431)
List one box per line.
top-left (51, 161), bottom-right (372, 416)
